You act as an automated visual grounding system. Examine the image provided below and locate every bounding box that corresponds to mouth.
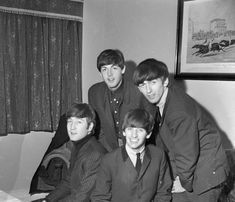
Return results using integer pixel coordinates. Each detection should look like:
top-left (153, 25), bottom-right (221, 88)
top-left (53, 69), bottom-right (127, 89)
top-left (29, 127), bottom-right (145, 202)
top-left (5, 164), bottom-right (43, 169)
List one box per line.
top-left (70, 132), bottom-right (77, 136)
top-left (147, 94), bottom-right (155, 100)
top-left (129, 139), bottom-right (139, 144)
top-left (107, 78), bottom-right (115, 82)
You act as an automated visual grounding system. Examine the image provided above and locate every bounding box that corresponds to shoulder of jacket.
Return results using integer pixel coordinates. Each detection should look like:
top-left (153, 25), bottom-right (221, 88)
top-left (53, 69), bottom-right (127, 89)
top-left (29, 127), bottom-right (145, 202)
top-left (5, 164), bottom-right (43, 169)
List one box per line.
top-left (123, 79), bottom-right (142, 97)
top-left (89, 81), bottom-right (106, 91)
top-left (79, 139), bottom-right (105, 160)
top-left (102, 147), bottom-right (121, 161)
top-left (147, 145), bottom-right (165, 157)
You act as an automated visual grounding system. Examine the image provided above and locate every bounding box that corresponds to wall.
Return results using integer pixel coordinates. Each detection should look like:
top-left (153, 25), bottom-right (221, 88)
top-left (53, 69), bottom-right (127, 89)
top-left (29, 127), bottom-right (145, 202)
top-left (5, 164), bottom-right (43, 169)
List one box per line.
top-left (82, 0), bottom-right (235, 148)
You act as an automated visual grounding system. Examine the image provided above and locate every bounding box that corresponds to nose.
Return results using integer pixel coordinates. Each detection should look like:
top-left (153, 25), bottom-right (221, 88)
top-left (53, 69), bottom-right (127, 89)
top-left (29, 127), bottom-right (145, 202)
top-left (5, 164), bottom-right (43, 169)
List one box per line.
top-left (145, 82), bottom-right (151, 93)
top-left (107, 68), bottom-right (113, 76)
top-left (70, 122), bottom-right (76, 130)
top-left (131, 128), bottom-right (138, 138)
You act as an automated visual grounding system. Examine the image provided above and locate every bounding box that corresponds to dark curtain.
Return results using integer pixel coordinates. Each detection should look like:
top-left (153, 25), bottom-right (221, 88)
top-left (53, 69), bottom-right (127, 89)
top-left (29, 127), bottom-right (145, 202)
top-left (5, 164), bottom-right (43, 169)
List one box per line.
top-left (0, 12), bottom-right (82, 136)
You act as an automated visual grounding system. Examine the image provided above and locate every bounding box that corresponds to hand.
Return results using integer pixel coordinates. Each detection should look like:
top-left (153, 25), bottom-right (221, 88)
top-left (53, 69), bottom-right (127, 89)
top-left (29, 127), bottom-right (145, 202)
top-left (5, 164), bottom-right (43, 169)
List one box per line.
top-left (172, 176), bottom-right (186, 193)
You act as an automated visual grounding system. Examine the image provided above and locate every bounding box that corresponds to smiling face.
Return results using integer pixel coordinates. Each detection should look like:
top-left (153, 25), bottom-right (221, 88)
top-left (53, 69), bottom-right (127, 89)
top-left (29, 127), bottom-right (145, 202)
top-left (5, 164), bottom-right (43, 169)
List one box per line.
top-left (67, 117), bottom-right (93, 142)
top-left (123, 127), bottom-right (151, 153)
top-left (100, 64), bottom-right (125, 91)
top-left (138, 78), bottom-right (168, 105)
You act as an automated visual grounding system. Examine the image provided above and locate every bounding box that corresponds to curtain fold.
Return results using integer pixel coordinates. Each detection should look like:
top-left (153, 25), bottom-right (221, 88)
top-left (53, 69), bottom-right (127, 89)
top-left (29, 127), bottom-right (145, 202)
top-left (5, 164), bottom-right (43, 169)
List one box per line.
top-left (0, 12), bottom-right (82, 136)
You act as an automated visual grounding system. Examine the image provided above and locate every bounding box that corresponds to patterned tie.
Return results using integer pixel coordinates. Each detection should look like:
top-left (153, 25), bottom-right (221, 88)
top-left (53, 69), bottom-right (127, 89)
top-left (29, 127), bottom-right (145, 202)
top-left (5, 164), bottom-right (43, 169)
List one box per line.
top-left (135, 152), bottom-right (141, 175)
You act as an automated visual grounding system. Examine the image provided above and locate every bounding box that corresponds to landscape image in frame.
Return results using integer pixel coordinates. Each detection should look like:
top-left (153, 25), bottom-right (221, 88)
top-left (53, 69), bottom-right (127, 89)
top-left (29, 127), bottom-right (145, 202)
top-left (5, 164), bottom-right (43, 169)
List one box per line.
top-left (179, 0), bottom-right (235, 75)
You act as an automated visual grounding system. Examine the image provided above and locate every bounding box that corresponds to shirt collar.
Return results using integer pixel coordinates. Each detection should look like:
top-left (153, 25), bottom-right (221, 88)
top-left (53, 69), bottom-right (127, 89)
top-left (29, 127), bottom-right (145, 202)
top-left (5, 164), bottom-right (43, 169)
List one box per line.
top-left (125, 144), bottom-right (145, 156)
top-left (157, 87), bottom-right (168, 115)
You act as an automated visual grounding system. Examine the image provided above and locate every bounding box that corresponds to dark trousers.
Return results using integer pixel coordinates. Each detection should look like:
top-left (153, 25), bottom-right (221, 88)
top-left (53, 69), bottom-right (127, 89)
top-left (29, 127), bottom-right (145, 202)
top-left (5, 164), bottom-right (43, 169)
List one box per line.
top-left (172, 184), bottom-right (224, 202)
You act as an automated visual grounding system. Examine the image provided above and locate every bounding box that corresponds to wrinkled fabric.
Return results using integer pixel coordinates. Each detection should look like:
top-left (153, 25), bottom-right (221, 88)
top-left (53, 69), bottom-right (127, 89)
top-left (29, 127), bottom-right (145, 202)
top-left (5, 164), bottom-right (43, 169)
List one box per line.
top-left (0, 12), bottom-right (82, 135)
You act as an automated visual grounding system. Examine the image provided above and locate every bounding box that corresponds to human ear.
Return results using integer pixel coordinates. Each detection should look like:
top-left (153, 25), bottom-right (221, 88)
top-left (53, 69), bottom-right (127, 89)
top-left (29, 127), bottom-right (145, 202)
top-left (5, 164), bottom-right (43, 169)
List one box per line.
top-left (146, 132), bottom-right (152, 139)
top-left (122, 130), bottom-right (126, 137)
top-left (88, 122), bottom-right (94, 134)
top-left (163, 77), bottom-right (169, 87)
top-left (121, 65), bottom-right (126, 74)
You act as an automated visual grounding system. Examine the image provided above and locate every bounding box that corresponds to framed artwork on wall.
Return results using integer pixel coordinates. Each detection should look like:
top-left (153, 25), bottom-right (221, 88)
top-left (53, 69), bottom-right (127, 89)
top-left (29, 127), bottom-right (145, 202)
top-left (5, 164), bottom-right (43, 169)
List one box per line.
top-left (175, 0), bottom-right (235, 80)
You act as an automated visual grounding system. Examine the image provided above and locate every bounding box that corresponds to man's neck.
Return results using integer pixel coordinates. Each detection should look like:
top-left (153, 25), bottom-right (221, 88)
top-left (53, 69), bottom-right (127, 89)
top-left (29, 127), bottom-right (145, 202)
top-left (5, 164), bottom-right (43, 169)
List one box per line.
top-left (109, 79), bottom-right (124, 95)
top-left (108, 78), bottom-right (124, 92)
top-left (125, 144), bottom-right (145, 154)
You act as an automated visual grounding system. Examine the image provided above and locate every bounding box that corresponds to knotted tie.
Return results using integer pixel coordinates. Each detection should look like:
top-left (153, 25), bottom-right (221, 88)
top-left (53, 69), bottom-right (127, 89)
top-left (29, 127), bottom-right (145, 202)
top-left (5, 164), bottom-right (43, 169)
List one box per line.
top-left (135, 152), bottom-right (141, 174)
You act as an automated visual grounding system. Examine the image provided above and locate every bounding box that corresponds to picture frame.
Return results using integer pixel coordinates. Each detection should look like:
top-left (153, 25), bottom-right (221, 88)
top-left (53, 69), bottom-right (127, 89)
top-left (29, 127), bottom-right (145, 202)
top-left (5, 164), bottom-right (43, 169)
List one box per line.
top-left (175, 0), bottom-right (235, 80)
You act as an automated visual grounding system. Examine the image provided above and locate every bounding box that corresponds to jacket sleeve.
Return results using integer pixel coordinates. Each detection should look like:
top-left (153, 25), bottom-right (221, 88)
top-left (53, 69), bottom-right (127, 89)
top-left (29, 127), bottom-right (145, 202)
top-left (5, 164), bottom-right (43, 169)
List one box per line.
top-left (45, 172), bottom-right (71, 201)
top-left (88, 86), bottom-right (101, 135)
top-left (90, 156), bottom-right (112, 202)
top-left (168, 112), bottom-right (199, 192)
top-left (153, 151), bottom-right (172, 202)
top-left (61, 152), bottom-right (104, 202)
top-left (88, 86), bottom-right (112, 152)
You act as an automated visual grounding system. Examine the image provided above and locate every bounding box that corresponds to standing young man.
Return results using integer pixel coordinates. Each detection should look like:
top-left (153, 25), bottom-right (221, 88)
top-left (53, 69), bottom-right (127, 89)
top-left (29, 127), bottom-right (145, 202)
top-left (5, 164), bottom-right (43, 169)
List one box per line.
top-left (88, 49), bottom-right (153, 152)
top-left (133, 58), bottom-right (229, 202)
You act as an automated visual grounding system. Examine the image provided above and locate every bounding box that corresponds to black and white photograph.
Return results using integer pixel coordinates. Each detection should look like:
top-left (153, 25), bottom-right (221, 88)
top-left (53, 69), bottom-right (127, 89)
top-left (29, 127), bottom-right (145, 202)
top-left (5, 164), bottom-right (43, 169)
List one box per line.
top-left (0, 0), bottom-right (235, 201)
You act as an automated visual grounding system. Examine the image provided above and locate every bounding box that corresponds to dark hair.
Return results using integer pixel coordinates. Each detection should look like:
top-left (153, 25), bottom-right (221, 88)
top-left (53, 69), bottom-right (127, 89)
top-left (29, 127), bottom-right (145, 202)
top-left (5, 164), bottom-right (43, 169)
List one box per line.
top-left (133, 58), bottom-right (169, 86)
top-left (122, 108), bottom-right (154, 134)
top-left (66, 103), bottom-right (96, 129)
top-left (97, 49), bottom-right (125, 72)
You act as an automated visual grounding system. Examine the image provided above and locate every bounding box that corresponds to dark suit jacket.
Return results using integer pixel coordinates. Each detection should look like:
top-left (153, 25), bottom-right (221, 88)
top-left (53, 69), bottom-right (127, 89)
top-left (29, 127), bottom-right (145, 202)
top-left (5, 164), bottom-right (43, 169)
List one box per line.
top-left (88, 79), bottom-right (154, 152)
top-left (156, 85), bottom-right (229, 195)
top-left (91, 145), bottom-right (172, 202)
top-left (46, 136), bottom-right (107, 202)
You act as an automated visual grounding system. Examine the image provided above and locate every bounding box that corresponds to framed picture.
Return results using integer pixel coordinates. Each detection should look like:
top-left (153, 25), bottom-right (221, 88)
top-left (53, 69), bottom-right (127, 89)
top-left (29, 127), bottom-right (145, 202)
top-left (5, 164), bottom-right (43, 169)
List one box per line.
top-left (175, 0), bottom-right (235, 80)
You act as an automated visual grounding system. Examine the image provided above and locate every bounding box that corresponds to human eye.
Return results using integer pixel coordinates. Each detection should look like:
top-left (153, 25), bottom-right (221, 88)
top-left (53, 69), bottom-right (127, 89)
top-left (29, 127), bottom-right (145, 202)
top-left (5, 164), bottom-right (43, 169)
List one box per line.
top-left (112, 66), bottom-right (119, 71)
top-left (76, 119), bottom-right (83, 125)
top-left (138, 83), bottom-right (145, 88)
top-left (125, 127), bottom-right (133, 132)
top-left (137, 128), bottom-right (146, 133)
top-left (67, 119), bottom-right (72, 124)
top-left (101, 67), bottom-right (107, 72)
top-left (151, 80), bottom-right (158, 85)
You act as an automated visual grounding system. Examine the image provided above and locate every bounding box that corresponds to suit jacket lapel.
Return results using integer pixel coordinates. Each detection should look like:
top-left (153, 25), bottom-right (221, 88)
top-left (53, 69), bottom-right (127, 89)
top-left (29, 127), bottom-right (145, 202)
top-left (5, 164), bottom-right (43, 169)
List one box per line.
top-left (121, 146), bottom-right (137, 172)
top-left (138, 147), bottom-right (151, 180)
top-left (159, 87), bottom-right (175, 151)
top-left (122, 79), bottom-right (130, 105)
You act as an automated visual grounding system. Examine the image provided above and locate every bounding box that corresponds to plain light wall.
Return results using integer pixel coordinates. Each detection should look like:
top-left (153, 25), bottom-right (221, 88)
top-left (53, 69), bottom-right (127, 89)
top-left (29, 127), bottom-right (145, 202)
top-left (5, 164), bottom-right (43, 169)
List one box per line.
top-left (0, 0), bottom-right (234, 196)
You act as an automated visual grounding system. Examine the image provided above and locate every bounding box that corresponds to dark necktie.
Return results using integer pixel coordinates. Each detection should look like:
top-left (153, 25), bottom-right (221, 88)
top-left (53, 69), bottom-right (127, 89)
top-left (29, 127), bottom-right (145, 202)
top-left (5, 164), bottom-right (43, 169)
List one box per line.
top-left (135, 153), bottom-right (141, 174)
top-left (154, 107), bottom-right (168, 152)
top-left (147, 107), bottom-right (161, 145)
top-left (155, 106), bottom-right (161, 125)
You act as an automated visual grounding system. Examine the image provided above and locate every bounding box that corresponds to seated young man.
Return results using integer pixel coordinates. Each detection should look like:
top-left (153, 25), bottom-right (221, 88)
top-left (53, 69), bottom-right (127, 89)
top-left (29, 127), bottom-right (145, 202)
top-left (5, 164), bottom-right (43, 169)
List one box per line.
top-left (91, 108), bottom-right (172, 202)
top-left (33, 103), bottom-right (107, 202)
